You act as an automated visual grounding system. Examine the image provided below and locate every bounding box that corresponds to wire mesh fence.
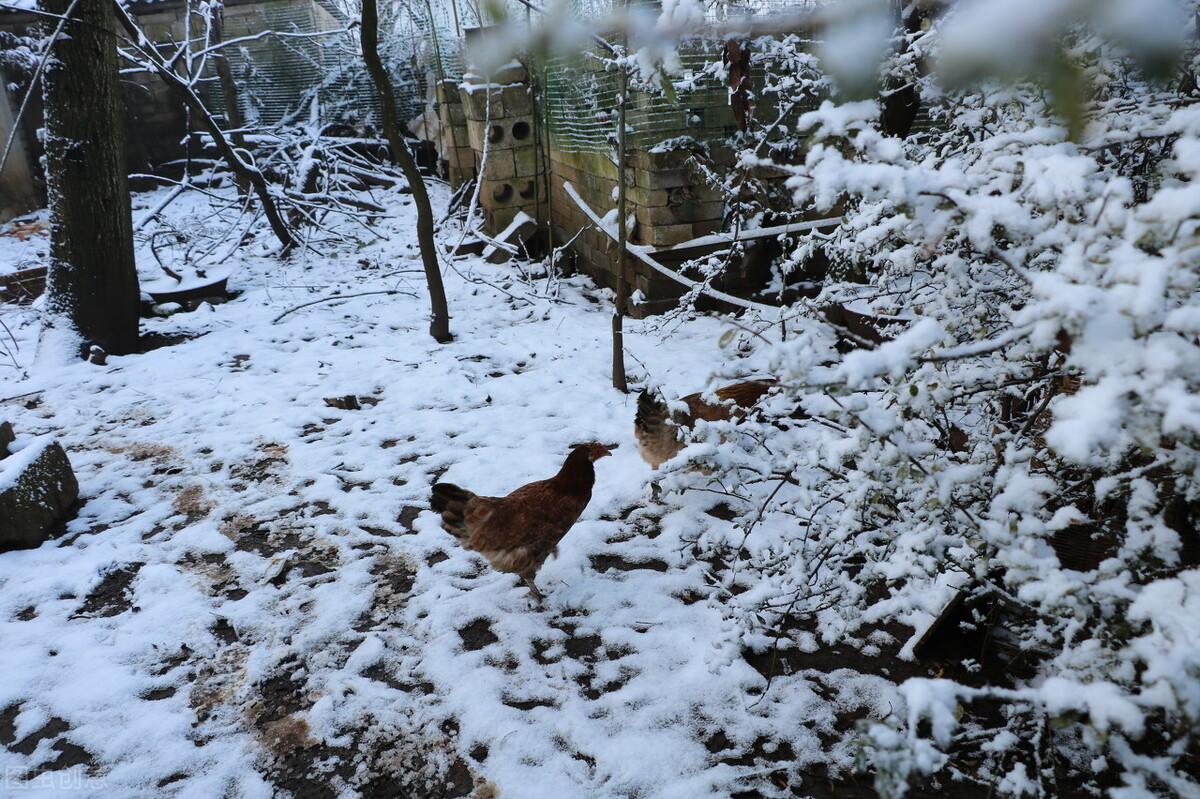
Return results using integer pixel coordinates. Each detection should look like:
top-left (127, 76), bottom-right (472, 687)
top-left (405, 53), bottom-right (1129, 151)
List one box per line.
top-left (192, 0), bottom-right (823, 153)
top-left (542, 38), bottom-right (735, 155)
top-left (196, 0), bottom-right (437, 133)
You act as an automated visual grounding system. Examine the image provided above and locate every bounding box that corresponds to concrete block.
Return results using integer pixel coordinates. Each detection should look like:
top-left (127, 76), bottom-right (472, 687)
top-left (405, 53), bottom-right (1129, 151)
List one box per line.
top-left (485, 116), bottom-right (535, 151)
top-left (461, 85), bottom-right (505, 121)
top-left (466, 119), bottom-right (485, 151)
top-left (501, 84), bottom-right (532, 116)
top-left (494, 62), bottom-right (528, 84)
top-left (513, 146), bottom-right (541, 176)
top-left (483, 150), bottom-right (517, 180)
top-left (481, 179), bottom-right (520, 209)
top-left (436, 80), bottom-right (462, 104)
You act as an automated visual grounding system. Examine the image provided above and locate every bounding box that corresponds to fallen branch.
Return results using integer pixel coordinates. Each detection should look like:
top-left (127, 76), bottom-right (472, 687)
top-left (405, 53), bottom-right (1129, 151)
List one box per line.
top-left (563, 181), bottom-right (780, 314)
top-left (112, 1), bottom-right (296, 253)
top-left (271, 290), bottom-right (416, 324)
top-left (133, 182), bottom-right (188, 232)
top-left (0, 389), bottom-right (45, 404)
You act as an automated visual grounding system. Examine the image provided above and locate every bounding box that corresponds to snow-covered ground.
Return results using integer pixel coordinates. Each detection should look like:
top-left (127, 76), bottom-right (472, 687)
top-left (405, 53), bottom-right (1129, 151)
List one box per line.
top-left (0, 210), bottom-right (48, 277)
top-left (0, 185), bottom-right (902, 798)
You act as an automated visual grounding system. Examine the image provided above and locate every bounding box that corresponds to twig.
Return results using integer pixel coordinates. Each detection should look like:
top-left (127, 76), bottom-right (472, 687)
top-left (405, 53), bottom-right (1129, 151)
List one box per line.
top-left (0, 0), bottom-right (82, 177)
top-left (0, 389), bottom-right (44, 404)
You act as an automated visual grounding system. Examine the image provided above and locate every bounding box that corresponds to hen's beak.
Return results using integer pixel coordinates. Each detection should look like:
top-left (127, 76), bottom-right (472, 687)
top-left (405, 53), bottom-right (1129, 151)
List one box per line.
top-left (593, 442), bottom-right (619, 460)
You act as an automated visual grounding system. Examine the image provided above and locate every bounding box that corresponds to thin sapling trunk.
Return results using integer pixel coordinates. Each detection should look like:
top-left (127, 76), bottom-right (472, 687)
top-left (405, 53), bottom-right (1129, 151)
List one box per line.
top-left (360, 0), bottom-right (452, 343)
top-left (612, 51), bottom-right (629, 392)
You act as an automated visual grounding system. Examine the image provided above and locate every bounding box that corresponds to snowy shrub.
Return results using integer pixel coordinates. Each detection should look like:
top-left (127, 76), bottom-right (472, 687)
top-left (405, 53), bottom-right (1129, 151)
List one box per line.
top-left (657, 1), bottom-right (1200, 795)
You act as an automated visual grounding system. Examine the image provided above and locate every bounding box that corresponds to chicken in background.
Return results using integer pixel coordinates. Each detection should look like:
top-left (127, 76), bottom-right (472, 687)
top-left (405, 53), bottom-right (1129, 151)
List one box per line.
top-left (634, 379), bottom-right (776, 469)
top-left (430, 442), bottom-right (616, 598)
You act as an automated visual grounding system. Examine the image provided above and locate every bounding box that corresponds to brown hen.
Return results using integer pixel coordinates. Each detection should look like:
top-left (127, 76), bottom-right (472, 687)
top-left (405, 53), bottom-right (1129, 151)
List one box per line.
top-left (634, 379), bottom-right (776, 468)
top-left (430, 443), bottom-right (614, 596)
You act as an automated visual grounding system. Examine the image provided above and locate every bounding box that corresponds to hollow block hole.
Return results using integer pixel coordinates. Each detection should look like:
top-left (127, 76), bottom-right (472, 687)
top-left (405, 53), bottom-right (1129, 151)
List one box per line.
top-left (492, 183), bottom-right (514, 203)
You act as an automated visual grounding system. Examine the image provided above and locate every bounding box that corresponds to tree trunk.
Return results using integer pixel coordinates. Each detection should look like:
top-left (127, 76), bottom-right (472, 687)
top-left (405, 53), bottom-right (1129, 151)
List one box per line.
top-left (39, 0), bottom-right (140, 359)
top-left (360, 0), bottom-right (452, 343)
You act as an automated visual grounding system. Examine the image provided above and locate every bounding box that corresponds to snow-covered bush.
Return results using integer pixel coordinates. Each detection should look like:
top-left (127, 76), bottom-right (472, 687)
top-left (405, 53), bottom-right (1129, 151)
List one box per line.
top-left (654, 1), bottom-right (1200, 795)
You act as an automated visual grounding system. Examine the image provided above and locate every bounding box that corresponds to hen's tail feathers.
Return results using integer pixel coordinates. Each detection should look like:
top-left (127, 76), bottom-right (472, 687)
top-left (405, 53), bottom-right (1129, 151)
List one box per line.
top-left (431, 482), bottom-right (475, 539)
top-left (635, 388), bottom-right (669, 434)
top-left (714, 378), bottom-right (776, 407)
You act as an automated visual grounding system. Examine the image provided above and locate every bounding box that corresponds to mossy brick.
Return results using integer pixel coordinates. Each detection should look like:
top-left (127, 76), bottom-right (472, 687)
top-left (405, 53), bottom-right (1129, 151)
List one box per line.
top-left (635, 200), bottom-right (724, 227)
top-left (575, 174), bottom-right (617, 201)
top-left (634, 167), bottom-right (695, 190)
top-left (549, 160), bottom-right (580, 184)
top-left (551, 150), bottom-right (619, 181)
top-left (628, 186), bottom-right (671, 207)
top-left (631, 149), bottom-right (694, 171)
top-left (747, 163), bottom-right (791, 181)
top-left (446, 126), bottom-right (471, 150)
top-left (703, 105), bottom-right (737, 128)
top-left (487, 205), bottom-right (522, 235)
top-left (634, 270), bottom-right (687, 301)
top-left (678, 183), bottom-right (726, 203)
top-left (645, 223), bottom-right (695, 247)
top-left (709, 145), bottom-right (736, 168)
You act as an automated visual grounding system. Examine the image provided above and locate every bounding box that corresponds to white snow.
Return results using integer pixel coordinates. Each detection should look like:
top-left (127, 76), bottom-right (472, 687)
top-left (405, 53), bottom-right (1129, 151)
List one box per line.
top-left (0, 182), bottom-right (898, 797)
top-left (0, 433), bottom-right (55, 492)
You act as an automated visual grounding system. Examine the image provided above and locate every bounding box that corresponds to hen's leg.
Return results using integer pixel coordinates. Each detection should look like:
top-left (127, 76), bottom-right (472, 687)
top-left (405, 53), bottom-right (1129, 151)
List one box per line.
top-left (520, 572), bottom-right (543, 602)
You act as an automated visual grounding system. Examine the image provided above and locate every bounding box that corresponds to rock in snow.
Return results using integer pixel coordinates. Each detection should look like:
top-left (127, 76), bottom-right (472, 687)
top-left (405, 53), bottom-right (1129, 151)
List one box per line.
top-left (0, 419), bottom-right (13, 457)
top-left (0, 435), bottom-right (79, 551)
